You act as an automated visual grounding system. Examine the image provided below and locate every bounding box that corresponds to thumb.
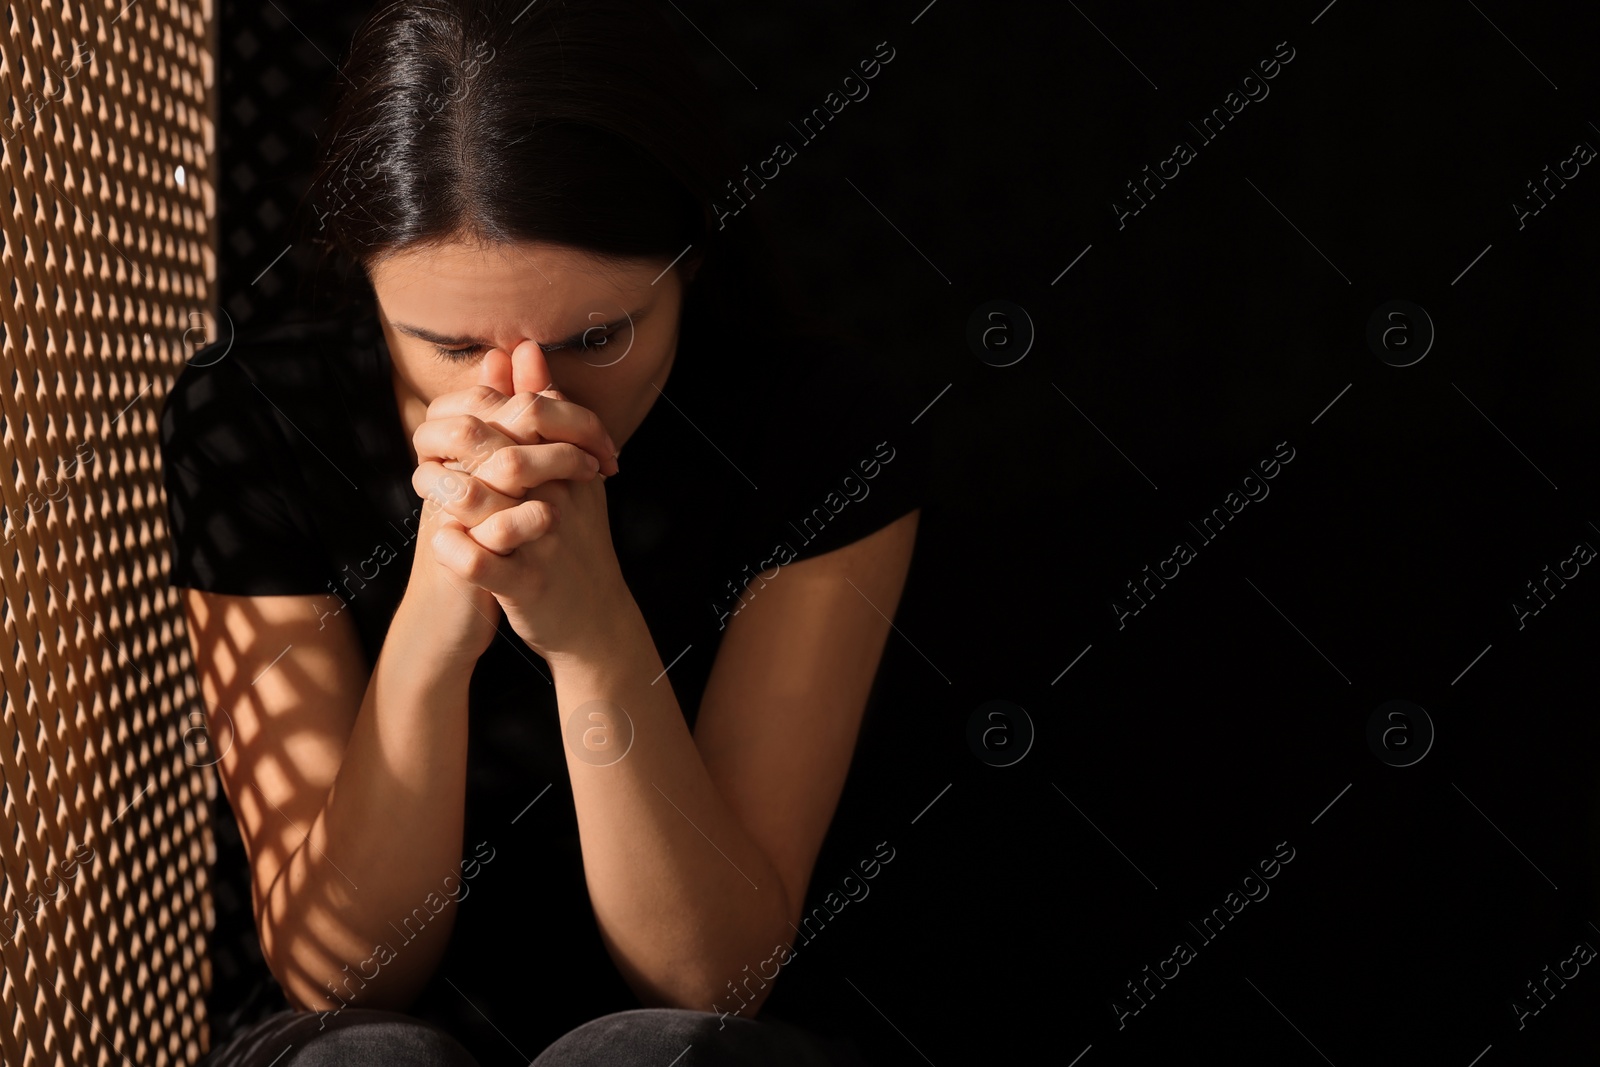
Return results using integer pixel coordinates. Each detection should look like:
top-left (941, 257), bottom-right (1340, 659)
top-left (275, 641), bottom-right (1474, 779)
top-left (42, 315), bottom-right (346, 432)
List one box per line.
top-left (511, 339), bottom-right (558, 398)
top-left (478, 347), bottom-right (515, 397)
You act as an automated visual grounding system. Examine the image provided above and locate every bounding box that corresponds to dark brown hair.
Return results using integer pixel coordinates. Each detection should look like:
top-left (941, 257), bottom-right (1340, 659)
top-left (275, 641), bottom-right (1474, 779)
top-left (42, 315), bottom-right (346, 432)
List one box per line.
top-left (302, 0), bottom-right (818, 342)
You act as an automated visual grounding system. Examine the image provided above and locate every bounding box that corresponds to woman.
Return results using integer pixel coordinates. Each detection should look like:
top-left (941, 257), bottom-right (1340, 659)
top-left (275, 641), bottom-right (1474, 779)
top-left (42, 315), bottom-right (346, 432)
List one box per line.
top-left (160, 0), bottom-right (925, 1064)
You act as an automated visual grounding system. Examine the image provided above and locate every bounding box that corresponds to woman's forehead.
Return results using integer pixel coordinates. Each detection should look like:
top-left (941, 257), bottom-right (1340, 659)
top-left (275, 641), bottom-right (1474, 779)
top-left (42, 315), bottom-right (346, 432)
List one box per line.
top-left (371, 239), bottom-right (671, 348)
top-left (375, 239), bottom-right (656, 305)
top-left (372, 238), bottom-right (652, 288)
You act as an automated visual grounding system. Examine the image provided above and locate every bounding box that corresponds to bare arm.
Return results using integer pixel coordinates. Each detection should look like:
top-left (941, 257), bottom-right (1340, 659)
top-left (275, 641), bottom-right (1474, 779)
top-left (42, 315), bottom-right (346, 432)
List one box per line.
top-left (177, 342), bottom-right (604, 1015)
top-left (182, 578), bottom-right (484, 1015)
top-left (544, 509), bottom-right (919, 1013)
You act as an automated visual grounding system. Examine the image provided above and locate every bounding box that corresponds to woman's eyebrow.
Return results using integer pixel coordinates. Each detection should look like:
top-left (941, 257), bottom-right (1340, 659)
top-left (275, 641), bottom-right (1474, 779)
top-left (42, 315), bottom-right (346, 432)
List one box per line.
top-left (391, 305), bottom-right (649, 350)
top-left (390, 321), bottom-right (493, 347)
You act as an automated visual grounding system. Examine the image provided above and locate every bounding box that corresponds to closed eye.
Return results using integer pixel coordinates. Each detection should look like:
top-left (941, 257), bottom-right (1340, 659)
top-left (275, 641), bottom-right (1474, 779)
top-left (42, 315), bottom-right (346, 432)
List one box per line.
top-left (544, 328), bottom-right (620, 354)
top-left (432, 343), bottom-right (489, 363)
top-left (429, 325), bottom-right (626, 363)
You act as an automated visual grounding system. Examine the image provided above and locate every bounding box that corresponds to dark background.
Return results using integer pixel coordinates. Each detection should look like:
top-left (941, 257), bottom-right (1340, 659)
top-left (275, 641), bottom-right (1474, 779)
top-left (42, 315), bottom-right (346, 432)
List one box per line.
top-left (212, 0), bottom-right (1600, 1063)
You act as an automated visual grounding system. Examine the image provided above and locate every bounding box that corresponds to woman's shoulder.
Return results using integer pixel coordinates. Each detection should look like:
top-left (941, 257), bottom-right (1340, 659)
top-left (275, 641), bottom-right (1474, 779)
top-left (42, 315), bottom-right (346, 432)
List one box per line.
top-left (161, 305), bottom-right (387, 445)
top-left (157, 302), bottom-right (397, 516)
top-left (755, 327), bottom-right (922, 467)
top-left (171, 305), bottom-right (382, 396)
top-left (716, 325), bottom-right (931, 563)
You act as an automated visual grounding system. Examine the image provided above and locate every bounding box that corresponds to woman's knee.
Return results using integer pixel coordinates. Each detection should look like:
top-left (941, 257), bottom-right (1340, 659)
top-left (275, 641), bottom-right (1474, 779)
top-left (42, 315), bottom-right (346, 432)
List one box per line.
top-left (207, 1008), bottom-right (481, 1067)
top-left (530, 1008), bottom-right (838, 1067)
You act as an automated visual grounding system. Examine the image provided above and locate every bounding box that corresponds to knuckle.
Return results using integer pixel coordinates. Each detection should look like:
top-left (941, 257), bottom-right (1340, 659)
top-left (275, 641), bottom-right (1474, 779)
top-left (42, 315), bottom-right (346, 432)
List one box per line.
top-left (508, 448), bottom-right (535, 486)
top-left (524, 392), bottom-right (549, 428)
top-left (433, 470), bottom-right (474, 506)
top-left (475, 515), bottom-right (508, 554)
top-left (476, 445), bottom-right (508, 482)
top-left (493, 393), bottom-right (532, 434)
top-left (516, 501), bottom-right (554, 541)
top-left (460, 550), bottom-right (492, 583)
top-left (456, 417), bottom-right (491, 462)
top-left (474, 437), bottom-right (506, 470)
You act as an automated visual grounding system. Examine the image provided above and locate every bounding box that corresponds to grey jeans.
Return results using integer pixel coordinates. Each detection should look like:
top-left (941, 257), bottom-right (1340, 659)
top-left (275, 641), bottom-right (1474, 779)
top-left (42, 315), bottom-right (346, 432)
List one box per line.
top-left (198, 1006), bottom-right (874, 1066)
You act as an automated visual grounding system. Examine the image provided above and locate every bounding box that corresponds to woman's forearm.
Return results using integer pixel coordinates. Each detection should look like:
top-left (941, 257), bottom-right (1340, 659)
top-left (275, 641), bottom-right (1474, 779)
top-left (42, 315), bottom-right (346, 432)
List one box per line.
top-left (258, 591), bottom-right (478, 1014)
top-left (546, 599), bottom-right (794, 1013)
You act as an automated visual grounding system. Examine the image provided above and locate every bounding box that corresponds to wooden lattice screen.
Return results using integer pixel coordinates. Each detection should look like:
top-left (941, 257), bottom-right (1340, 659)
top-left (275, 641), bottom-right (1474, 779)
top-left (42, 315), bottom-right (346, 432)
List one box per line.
top-left (1, 1), bottom-right (218, 1065)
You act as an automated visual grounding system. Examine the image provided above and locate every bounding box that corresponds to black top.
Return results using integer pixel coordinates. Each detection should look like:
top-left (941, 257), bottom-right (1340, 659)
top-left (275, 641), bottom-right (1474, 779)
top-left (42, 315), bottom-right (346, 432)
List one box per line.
top-left (158, 301), bottom-right (928, 1062)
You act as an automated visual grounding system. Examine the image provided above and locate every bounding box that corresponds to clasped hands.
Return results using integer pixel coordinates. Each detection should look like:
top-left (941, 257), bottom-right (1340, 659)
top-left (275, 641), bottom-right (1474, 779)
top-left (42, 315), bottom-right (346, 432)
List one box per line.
top-left (412, 339), bottom-right (630, 661)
